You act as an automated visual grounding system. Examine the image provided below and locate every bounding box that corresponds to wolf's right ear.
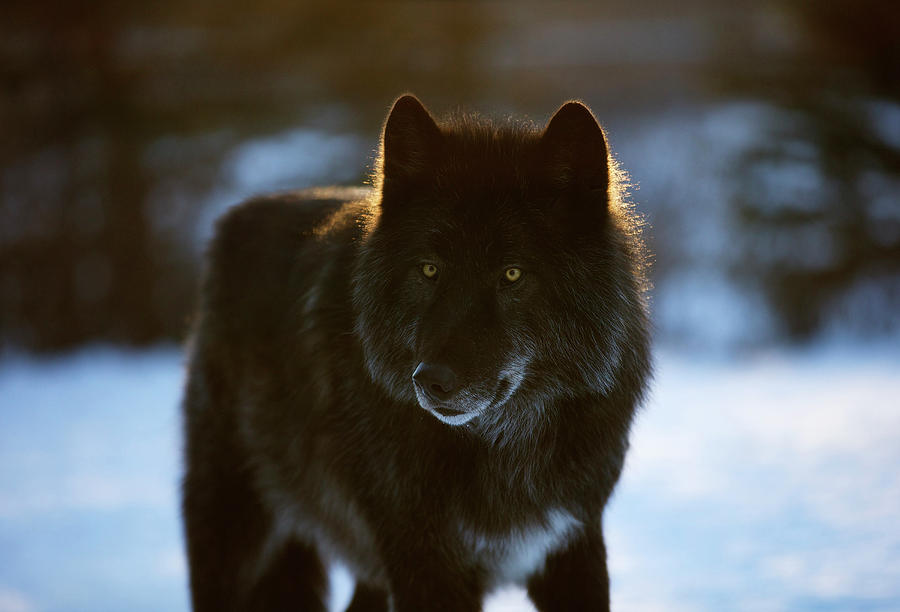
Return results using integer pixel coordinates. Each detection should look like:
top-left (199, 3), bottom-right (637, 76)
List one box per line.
top-left (539, 101), bottom-right (610, 202)
top-left (381, 95), bottom-right (442, 183)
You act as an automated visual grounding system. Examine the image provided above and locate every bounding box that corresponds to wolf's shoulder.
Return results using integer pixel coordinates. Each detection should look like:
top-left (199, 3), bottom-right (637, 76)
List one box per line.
top-left (201, 187), bottom-right (371, 343)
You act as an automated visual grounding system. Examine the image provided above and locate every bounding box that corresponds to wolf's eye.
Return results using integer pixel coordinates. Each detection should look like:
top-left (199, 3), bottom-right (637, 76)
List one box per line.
top-left (422, 263), bottom-right (439, 279)
top-left (504, 267), bottom-right (522, 283)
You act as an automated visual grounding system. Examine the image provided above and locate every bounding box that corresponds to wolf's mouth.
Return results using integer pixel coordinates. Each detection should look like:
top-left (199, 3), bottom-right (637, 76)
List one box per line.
top-left (413, 387), bottom-right (480, 425)
top-left (433, 404), bottom-right (468, 418)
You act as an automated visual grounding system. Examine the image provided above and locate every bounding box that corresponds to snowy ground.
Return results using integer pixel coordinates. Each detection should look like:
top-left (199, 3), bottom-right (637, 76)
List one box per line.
top-left (1, 343), bottom-right (899, 612)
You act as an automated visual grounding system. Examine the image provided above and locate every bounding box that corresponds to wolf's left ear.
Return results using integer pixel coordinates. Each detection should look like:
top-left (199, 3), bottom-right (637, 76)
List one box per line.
top-left (539, 101), bottom-right (610, 201)
top-left (381, 94), bottom-right (443, 184)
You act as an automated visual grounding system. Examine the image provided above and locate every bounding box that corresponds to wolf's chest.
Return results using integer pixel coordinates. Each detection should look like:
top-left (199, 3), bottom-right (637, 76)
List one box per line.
top-left (458, 509), bottom-right (582, 585)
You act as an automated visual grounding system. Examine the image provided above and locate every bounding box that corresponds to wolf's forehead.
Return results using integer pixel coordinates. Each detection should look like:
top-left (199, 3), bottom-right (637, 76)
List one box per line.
top-left (422, 216), bottom-right (530, 262)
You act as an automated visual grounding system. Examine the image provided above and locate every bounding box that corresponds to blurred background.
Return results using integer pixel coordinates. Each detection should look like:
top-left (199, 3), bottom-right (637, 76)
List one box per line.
top-left (1, 1), bottom-right (898, 611)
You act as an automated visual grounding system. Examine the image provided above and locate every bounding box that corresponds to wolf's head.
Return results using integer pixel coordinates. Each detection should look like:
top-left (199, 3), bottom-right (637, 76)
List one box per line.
top-left (353, 95), bottom-right (649, 430)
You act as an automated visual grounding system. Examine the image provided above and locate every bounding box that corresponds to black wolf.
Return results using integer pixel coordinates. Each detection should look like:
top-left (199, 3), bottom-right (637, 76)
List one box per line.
top-left (182, 95), bottom-right (651, 611)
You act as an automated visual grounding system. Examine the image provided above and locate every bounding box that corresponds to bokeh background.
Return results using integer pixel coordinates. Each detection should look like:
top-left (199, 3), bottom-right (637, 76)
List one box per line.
top-left (1, 2), bottom-right (898, 611)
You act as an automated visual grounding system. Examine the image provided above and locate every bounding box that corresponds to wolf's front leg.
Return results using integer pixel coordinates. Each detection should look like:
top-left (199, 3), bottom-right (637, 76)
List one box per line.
top-left (383, 542), bottom-right (485, 612)
top-left (526, 529), bottom-right (610, 612)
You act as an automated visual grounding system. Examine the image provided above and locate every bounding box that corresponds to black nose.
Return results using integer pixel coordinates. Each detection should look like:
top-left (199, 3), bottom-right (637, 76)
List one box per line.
top-left (412, 362), bottom-right (457, 401)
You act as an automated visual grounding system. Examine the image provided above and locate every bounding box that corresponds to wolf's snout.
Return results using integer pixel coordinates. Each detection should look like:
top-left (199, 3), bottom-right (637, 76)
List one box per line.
top-left (412, 362), bottom-right (457, 401)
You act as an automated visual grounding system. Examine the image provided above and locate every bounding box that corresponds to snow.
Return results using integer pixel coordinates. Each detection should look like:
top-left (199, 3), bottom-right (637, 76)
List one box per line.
top-left (1, 343), bottom-right (899, 611)
top-left (608, 343), bottom-right (900, 611)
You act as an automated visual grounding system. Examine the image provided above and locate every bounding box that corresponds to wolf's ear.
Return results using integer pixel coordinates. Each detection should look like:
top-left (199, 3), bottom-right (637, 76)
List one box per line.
top-left (539, 101), bottom-right (610, 200)
top-left (381, 94), bottom-right (442, 183)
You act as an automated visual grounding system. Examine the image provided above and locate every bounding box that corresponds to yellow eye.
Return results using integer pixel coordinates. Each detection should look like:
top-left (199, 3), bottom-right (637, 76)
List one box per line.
top-left (422, 263), bottom-right (438, 279)
top-left (504, 267), bottom-right (522, 283)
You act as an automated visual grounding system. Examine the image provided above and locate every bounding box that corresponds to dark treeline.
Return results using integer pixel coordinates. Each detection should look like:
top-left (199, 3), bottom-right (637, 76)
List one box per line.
top-left (720, 1), bottom-right (900, 338)
top-left (1, 0), bottom-right (898, 351)
top-left (1, 0), bottom-right (489, 350)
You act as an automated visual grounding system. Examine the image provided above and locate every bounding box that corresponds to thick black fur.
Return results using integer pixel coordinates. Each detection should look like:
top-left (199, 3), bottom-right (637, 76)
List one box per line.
top-left (182, 95), bottom-right (651, 611)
